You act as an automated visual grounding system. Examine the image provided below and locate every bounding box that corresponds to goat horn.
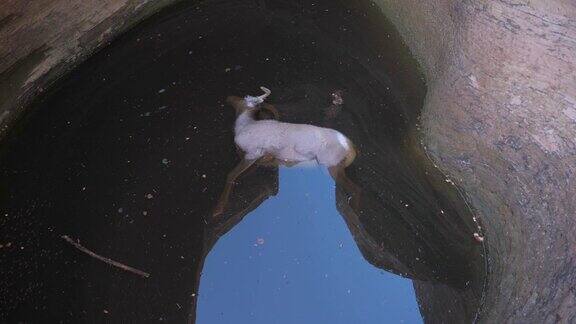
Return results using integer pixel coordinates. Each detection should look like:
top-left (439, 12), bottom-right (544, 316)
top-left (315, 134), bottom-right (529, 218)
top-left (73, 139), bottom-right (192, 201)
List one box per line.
top-left (257, 86), bottom-right (271, 101)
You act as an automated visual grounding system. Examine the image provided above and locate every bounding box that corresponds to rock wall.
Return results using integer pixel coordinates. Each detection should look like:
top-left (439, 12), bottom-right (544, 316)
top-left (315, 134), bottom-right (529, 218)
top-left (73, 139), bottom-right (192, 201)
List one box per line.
top-left (0, 0), bottom-right (181, 137)
top-left (373, 0), bottom-right (576, 322)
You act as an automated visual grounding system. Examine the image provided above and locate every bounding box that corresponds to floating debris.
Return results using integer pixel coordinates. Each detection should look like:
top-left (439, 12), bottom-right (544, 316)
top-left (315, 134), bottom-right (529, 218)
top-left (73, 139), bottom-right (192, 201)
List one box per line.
top-left (473, 233), bottom-right (484, 242)
top-left (61, 235), bottom-right (150, 278)
top-left (331, 90), bottom-right (343, 105)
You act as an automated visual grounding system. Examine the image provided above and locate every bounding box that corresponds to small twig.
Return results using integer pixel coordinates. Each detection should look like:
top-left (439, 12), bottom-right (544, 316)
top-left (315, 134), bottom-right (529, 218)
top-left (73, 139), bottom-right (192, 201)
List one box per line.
top-left (61, 235), bottom-right (150, 278)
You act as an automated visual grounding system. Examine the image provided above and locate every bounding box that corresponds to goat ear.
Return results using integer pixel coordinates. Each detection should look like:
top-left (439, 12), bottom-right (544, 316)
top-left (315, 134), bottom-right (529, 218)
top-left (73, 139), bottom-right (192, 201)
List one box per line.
top-left (226, 96), bottom-right (245, 107)
top-left (262, 103), bottom-right (280, 119)
top-left (226, 96), bottom-right (248, 115)
top-left (225, 96), bottom-right (236, 105)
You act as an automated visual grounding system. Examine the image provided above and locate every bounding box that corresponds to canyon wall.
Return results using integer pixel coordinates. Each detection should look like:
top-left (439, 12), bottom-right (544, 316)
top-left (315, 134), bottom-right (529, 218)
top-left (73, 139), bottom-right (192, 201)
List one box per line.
top-left (374, 0), bottom-right (576, 322)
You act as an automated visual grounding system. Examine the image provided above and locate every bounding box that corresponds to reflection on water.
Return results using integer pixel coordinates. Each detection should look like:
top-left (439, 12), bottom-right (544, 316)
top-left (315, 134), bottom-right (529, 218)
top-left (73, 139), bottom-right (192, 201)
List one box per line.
top-left (0, 0), bottom-right (486, 323)
top-left (199, 167), bottom-right (421, 324)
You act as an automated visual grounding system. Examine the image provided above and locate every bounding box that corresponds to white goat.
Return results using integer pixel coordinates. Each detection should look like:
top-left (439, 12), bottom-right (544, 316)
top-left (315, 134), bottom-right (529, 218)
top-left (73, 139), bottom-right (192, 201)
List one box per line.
top-left (212, 87), bottom-right (360, 217)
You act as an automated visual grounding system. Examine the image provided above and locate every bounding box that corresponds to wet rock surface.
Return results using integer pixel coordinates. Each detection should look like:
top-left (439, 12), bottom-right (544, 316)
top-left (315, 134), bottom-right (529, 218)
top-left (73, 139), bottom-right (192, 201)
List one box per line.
top-left (0, 1), bottom-right (486, 322)
top-left (375, 0), bottom-right (576, 322)
top-left (0, 0), bottom-right (181, 137)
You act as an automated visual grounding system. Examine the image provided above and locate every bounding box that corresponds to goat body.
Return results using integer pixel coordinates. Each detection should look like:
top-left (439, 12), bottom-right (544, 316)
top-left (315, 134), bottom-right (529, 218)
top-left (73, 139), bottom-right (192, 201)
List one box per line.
top-left (212, 87), bottom-right (359, 218)
top-left (234, 113), bottom-right (355, 167)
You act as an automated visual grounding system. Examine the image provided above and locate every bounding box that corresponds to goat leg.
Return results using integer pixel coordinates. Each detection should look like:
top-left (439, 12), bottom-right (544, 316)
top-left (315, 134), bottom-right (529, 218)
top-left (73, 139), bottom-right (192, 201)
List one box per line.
top-left (211, 158), bottom-right (258, 219)
top-left (329, 165), bottom-right (362, 210)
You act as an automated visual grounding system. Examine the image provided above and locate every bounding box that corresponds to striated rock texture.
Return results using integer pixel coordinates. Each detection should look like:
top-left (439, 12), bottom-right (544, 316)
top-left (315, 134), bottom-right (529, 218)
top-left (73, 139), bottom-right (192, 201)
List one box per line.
top-left (0, 0), bottom-right (181, 137)
top-left (374, 0), bottom-right (576, 322)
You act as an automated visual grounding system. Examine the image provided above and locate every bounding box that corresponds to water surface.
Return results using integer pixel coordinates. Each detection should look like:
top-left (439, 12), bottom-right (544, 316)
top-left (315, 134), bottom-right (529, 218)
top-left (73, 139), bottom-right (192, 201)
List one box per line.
top-left (0, 0), bottom-right (486, 323)
top-left (199, 167), bottom-right (422, 324)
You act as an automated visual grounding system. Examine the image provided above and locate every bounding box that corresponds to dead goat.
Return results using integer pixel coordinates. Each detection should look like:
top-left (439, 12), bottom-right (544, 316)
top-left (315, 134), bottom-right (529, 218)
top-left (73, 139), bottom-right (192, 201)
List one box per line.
top-left (212, 87), bottom-right (360, 217)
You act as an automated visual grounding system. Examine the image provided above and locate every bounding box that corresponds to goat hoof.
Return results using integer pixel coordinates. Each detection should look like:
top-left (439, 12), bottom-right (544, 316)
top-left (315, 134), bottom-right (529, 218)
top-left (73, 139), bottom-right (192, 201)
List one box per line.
top-left (350, 196), bottom-right (361, 210)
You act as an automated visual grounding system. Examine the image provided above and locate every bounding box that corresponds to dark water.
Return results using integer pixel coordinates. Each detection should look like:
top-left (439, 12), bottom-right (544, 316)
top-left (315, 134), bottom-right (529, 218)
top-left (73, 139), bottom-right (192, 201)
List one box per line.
top-left (0, 0), bottom-right (486, 323)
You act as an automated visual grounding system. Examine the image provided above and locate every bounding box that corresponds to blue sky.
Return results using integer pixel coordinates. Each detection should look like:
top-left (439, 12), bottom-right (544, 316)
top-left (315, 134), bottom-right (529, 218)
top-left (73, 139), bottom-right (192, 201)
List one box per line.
top-left (197, 167), bottom-right (422, 324)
